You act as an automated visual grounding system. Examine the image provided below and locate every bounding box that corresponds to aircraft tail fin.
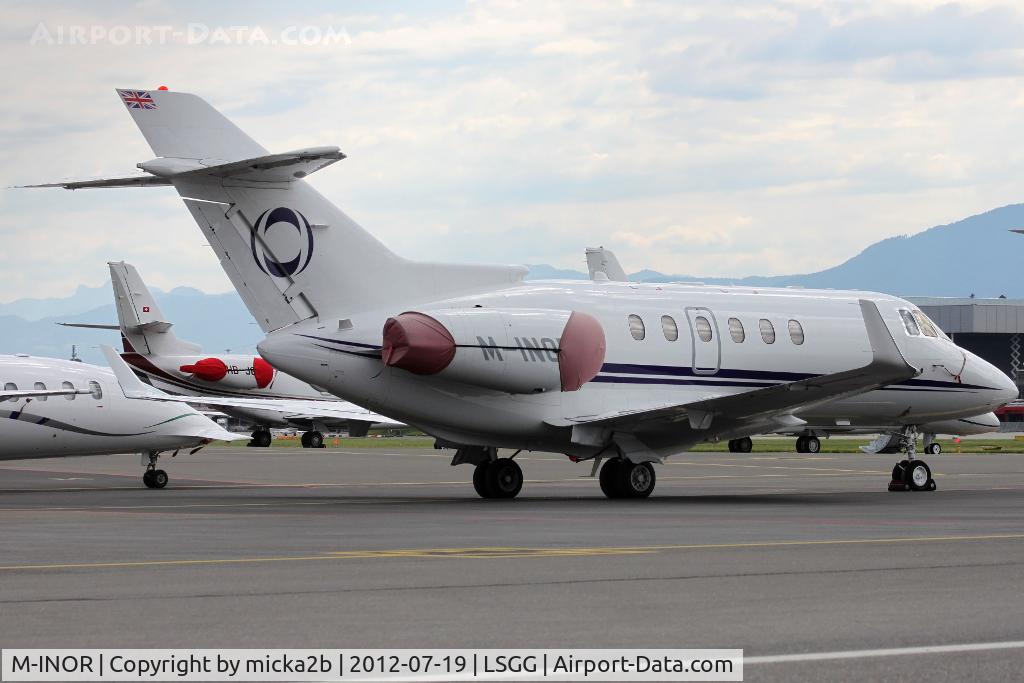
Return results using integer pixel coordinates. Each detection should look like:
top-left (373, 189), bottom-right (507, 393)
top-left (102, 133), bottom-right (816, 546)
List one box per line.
top-left (108, 261), bottom-right (201, 356)
top-left (113, 88), bottom-right (527, 331)
top-left (585, 246), bottom-right (628, 282)
top-left (115, 88), bottom-right (267, 161)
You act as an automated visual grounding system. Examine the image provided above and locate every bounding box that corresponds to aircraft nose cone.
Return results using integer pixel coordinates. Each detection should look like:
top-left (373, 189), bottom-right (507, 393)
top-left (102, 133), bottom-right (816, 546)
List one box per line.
top-left (996, 368), bottom-right (1019, 405)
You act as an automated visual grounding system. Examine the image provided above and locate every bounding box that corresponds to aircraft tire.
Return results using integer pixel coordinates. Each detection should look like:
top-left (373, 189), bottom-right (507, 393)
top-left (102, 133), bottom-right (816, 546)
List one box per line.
top-left (253, 430), bottom-right (272, 448)
top-left (304, 431), bottom-right (324, 448)
top-left (486, 458), bottom-right (523, 499)
top-left (906, 460), bottom-right (933, 492)
top-left (151, 469), bottom-right (169, 489)
top-left (795, 436), bottom-right (808, 453)
top-left (599, 458), bottom-right (624, 498)
top-left (727, 440), bottom-right (737, 453)
top-left (805, 436), bottom-right (821, 453)
top-left (142, 470), bottom-right (155, 488)
top-left (621, 461), bottom-right (656, 498)
top-left (925, 442), bottom-right (941, 455)
top-left (736, 437), bottom-right (753, 453)
top-left (473, 462), bottom-right (494, 498)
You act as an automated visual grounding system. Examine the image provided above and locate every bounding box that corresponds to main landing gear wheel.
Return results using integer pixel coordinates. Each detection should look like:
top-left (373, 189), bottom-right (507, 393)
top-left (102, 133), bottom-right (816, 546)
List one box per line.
top-left (796, 435), bottom-right (820, 453)
top-left (301, 431), bottom-right (325, 448)
top-left (889, 460), bottom-right (936, 492)
top-left (924, 442), bottom-right (941, 455)
top-left (143, 469), bottom-right (168, 489)
top-left (472, 458), bottom-right (523, 499)
top-left (728, 437), bottom-right (753, 453)
top-left (600, 458), bottom-right (656, 499)
top-left (248, 430), bottom-right (272, 448)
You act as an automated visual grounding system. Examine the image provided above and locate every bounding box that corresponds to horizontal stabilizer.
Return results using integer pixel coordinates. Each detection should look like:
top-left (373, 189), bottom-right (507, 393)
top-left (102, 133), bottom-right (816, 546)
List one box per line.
top-left (16, 175), bottom-right (171, 190)
top-left (156, 147), bottom-right (345, 183)
top-left (57, 322), bottom-right (120, 331)
top-left (20, 147), bottom-right (345, 191)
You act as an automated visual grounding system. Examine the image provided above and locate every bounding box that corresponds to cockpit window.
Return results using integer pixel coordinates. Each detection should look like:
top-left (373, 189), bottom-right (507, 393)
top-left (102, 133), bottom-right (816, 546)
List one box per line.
top-left (899, 310), bottom-right (920, 336)
top-left (911, 310), bottom-right (942, 339)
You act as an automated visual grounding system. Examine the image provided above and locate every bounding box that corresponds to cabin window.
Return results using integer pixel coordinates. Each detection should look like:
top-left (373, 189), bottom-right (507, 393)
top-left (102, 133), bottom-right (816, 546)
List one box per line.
top-left (661, 315), bottom-right (678, 342)
top-left (628, 314), bottom-right (646, 340)
top-left (34, 381), bottom-right (47, 401)
top-left (788, 320), bottom-right (805, 345)
top-left (3, 382), bottom-right (16, 401)
top-left (694, 316), bottom-right (713, 342)
top-left (899, 310), bottom-right (920, 336)
top-left (728, 317), bottom-right (745, 343)
top-left (88, 381), bottom-right (102, 400)
top-left (911, 310), bottom-right (938, 338)
top-left (62, 380), bottom-right (76, 400)
top-left (759, 319), bottom-right (776, 344)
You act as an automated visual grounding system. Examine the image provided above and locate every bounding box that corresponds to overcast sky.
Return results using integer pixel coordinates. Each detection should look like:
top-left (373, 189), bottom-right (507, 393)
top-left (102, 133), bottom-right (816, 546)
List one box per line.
top-left (2, 0), bottom-right (1023, 300)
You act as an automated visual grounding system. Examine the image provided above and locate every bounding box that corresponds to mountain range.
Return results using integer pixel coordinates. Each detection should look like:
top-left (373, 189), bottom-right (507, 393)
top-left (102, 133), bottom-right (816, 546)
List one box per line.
top-left (4, 203), bottom-right (1023, 365)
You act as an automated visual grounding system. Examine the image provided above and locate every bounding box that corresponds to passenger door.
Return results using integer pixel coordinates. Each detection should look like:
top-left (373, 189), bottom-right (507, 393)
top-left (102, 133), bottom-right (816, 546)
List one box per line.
top-left (685, 307), bottom-right (721, 375)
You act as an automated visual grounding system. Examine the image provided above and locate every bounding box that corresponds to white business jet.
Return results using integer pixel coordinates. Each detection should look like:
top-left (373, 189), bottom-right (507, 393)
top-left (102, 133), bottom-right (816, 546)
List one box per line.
top-left (28, 88), bottom-right (1019, 499)
top-left (61, 261), bottom-right (401, 447)
top-left (584, 246), bottom-right (1006, 455)
top-left (0, 352), bottom-right (244, 488)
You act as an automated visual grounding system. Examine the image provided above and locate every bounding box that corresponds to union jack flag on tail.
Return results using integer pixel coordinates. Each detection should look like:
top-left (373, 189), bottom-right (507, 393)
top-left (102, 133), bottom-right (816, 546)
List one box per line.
top-left (118, 89), bottom-right (156, 110)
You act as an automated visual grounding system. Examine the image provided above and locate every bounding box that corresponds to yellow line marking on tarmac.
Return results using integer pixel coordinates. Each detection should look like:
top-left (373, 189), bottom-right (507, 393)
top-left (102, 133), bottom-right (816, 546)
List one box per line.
top-left (2, 533), bottom-right (1023, 572)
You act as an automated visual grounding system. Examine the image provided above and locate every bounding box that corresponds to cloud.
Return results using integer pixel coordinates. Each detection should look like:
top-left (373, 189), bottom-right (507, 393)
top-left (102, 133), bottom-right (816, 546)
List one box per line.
top-left (1, 0), bottom-right (1023, 300)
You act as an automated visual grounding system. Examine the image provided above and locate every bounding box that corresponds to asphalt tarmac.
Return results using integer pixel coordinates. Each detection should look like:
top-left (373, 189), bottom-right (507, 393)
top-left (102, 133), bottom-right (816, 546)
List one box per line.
top-left (2, 445), bottom-right (1024, 682)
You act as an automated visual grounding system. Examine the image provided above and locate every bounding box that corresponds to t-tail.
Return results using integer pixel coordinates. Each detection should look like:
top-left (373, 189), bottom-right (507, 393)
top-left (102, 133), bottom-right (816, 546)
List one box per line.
top-left (92, 88), bottom-right (528, 332)
top-left (109, 261), bottom-right (200, 356)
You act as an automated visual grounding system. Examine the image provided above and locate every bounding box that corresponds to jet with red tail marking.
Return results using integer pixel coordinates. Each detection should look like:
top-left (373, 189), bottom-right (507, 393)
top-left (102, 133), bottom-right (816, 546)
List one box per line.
top-left (61, 262), bottom-right (401, 447)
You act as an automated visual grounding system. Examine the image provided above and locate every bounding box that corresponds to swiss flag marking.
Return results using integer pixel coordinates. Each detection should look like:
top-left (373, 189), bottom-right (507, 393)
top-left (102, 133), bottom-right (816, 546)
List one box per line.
top-left (142, 306), bottom-right (150, 313)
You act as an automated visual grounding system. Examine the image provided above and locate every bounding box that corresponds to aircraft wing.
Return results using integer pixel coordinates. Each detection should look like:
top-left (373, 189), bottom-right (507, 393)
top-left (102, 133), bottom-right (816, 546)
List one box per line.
top-left (100, 345), bottom-right (402, 426)
top-left (552, 300), bottom-right (919, 436)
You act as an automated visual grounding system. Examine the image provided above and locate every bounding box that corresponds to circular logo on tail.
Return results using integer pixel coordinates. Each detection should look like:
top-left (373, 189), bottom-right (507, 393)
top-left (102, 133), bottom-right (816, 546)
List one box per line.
top-left (250, 207), bottom-right (314, 278)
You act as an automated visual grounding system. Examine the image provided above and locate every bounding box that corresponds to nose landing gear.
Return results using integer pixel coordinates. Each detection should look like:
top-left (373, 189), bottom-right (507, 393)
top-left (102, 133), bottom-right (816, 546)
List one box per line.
top-left (887, 427), bottom-right (937, 492)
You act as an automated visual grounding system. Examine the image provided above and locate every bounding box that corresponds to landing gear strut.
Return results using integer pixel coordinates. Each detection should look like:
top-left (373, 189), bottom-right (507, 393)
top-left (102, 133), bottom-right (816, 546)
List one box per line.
top-left (888, 427), bottom-right (936, 492)
top-left (728, 437), bottom-right (753, 453)
top-left (142, 452), bottom-right (168, 489)
top-left (248, 428), bottom-right (272, 448)
top-left (301, 430), bottom-right (325, 448)
top-left (599, 458), bottom-right (656, 499)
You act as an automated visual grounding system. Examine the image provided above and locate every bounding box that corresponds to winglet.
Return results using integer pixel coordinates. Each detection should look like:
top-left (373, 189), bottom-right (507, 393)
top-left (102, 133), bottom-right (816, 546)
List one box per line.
top-left (858, 299), bottom-right (920, 377)
top-left (100, 344), bottom-right (164, 399)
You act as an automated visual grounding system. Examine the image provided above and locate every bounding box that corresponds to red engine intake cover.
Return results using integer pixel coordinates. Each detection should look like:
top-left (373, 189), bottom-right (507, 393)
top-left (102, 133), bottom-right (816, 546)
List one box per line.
top-left (382, 312), bottom-right (456, 375)
top-left (559, 311), bottom-right (606, 391)
top-left (179, 357), bottom-right (228, 382)
top-left (253, 357), bottom-right (275, 388)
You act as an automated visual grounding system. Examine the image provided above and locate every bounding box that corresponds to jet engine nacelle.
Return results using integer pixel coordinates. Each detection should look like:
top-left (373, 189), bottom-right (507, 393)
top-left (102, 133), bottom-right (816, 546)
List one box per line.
top-left (382, 308), bottom-right (606, 394)
top-left (178, 356), bottom-right (275, 389)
